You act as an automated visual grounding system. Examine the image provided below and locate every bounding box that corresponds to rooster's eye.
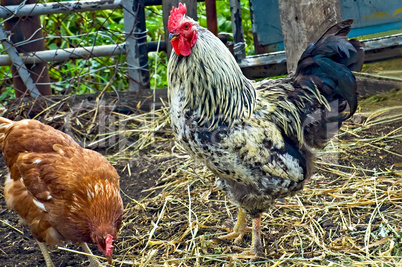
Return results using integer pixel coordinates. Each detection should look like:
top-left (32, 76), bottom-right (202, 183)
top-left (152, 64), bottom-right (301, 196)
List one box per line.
top-left (184, 24), bottom-right (190, 30)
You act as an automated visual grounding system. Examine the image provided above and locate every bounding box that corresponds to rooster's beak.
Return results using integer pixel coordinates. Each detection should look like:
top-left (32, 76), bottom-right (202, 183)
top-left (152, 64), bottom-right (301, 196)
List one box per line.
top-left (169, 32), bottom-right (180, 41)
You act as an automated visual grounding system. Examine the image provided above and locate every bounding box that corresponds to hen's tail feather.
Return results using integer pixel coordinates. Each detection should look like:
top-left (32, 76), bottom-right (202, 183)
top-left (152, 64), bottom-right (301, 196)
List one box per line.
top-left (0, 117), bottom-right (13, 148)
top-left (293, 20), bottom-right (364, 148)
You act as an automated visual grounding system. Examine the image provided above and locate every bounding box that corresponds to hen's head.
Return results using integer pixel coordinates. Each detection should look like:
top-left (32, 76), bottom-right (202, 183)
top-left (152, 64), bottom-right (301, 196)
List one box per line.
top-left (168, 3), bottom-right (198, 56)
top-left (91, 232), bottom-right (116, 264)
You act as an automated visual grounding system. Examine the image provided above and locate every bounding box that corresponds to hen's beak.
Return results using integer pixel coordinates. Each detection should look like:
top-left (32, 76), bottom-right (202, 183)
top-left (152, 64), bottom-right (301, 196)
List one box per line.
top-left (169, 32), bottom-right (180, 41)
top-left (107, 255), bottom-right (113, 264)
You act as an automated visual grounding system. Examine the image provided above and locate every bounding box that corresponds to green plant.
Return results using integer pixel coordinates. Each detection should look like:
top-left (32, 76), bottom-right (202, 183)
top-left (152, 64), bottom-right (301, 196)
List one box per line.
top-left (0, 1), bottom-right (256, 96)
top-left (0, 85), bottom-right (15, 103)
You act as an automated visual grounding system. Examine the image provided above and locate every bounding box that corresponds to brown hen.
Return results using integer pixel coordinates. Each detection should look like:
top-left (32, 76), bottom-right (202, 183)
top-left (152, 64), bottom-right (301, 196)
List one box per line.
top-left (0, 117), bottom-right (123, 266)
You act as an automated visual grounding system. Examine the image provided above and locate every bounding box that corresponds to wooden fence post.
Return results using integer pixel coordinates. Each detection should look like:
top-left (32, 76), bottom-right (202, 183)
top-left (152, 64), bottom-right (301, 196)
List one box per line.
top-left (229, 0), bottom-right (246, 61)
top-left (205, 0), bottom-right (217, 36)
top-left (1, 0), bottom-right (51, 97)
top-left (162, 0), bottom-right (197, 58)
top-left (278, 0), bottom-right (341, 73)
top-left (122, 0), bottom-right (149, 91)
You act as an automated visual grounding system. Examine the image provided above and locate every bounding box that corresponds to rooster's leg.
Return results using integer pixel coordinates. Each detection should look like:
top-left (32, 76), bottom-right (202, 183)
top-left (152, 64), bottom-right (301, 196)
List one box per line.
top-left (80, 242), bottom-right (103, 267)
top-left (219, 208), bottom-right (251, 244)
top-left (251, 213), bottom-right (263, 256)
top-left (36, 241), bottom-right (55, 267)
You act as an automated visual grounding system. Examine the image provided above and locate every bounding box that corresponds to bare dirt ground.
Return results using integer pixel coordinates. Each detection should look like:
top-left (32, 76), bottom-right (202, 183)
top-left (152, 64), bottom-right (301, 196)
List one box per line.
top-left (0, 88), bottom-right (401, 266)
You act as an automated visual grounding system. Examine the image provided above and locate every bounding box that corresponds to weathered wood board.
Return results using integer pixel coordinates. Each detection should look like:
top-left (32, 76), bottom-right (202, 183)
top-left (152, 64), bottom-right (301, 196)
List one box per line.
top-left (251, 0), bottom-right (402, 53)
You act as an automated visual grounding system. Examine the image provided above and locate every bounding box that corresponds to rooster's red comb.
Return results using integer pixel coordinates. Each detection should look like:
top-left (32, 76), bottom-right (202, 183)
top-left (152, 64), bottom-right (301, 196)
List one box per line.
top-left (168, 3), bottom-right (187, 32)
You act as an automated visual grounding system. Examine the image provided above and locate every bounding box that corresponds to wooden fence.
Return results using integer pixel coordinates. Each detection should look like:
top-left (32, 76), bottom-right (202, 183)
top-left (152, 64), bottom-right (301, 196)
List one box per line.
top-left (0, 0), bottom-right (164, 94)
top-left (0, 0), bottom-right (401, 101)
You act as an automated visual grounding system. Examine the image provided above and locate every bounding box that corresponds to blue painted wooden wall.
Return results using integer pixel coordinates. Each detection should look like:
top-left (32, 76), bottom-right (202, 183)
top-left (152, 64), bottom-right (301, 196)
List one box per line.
top-left (342, 0), bottom-right (402, 37)
top-left (251, 0), bottom-right (402, 53)
top-left (249, 0), bottom-right (284, 51)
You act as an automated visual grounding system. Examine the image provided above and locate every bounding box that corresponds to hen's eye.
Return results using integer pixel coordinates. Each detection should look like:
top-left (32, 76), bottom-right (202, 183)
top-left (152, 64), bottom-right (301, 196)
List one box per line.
top-left (184, 24), bottom-right (190, 30)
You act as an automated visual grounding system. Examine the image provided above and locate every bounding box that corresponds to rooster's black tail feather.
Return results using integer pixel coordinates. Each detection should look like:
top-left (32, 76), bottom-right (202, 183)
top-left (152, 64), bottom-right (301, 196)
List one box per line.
top-left (294, 19), bottom-right (364, 148)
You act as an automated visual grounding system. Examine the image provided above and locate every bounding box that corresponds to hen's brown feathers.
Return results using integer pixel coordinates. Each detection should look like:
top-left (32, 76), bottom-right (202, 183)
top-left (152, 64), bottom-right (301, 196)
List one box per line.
top-left (0, 117), bottom-right (123, 256)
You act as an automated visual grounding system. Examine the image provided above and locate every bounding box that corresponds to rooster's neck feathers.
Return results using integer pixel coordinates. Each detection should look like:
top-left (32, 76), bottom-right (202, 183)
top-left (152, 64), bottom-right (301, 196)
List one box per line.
top-left (168, 27), bottom-right (256, 129)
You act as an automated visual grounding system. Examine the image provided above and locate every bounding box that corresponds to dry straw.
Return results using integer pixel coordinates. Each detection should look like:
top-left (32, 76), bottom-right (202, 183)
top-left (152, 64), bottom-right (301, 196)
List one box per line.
top-left (1, 96), bottom-right (401, 266)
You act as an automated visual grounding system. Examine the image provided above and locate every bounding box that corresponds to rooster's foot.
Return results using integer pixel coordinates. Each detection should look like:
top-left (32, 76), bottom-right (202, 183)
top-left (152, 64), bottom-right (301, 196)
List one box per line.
top-left (218, 227), bottom-right (252, 244)
top-left (230, 246), bottom-right (264, 260)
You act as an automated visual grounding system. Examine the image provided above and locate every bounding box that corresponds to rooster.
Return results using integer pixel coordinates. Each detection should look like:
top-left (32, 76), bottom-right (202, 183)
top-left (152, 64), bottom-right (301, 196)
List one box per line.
top-left (0, 117), bottom-right (123, 266)
top-left (167, 3), bottom-right (364, 256)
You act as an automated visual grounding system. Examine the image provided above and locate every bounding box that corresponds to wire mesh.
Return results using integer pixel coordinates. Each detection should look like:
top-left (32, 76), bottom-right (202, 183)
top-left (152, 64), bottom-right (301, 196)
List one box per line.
top-left (0, 0), bottom-right (167, 101)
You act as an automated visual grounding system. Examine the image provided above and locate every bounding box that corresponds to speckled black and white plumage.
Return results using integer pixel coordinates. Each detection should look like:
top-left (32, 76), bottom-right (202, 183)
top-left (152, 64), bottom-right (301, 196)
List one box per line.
top-left (169, 74), bottom-right (312, 218)
top-left (168, 18), bottom-right (363, 223)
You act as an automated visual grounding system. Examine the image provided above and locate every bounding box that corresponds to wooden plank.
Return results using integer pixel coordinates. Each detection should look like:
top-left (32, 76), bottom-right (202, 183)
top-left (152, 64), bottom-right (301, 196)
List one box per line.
top-left (239, 34), bottom-right (402, 79)
top-left (1, 0), bottom-right (51, 97)
top-left (363, 34), bottom-right (402, 63)
top-left (239, 51), bottom-right (287, 78)
top-left (356, 76), bottom-right (402, 98)
top-left (249, 0), bottom-right (402, 54)
top-left (278, 0), bottom-right (341, 73)
top-left (249, 0), bottom-right (401, 54)
top-left (341, 0), bottom-right (402, 37)
top-left (249, 0), bottom-right (283, 54)
top-left (162, 0), bottom-right (197, 57)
